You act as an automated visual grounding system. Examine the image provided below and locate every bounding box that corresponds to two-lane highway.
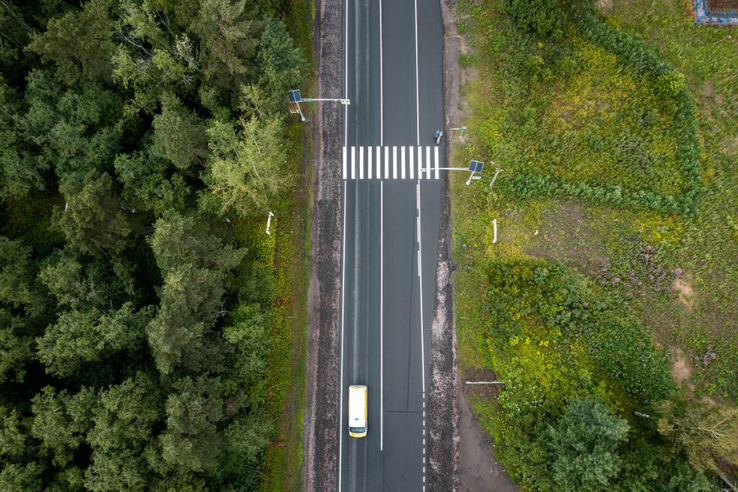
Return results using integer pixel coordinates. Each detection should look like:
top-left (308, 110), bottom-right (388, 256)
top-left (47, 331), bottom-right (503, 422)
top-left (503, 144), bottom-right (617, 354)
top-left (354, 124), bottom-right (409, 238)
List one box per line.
top-left (338, 0), bottom-right (445, 489)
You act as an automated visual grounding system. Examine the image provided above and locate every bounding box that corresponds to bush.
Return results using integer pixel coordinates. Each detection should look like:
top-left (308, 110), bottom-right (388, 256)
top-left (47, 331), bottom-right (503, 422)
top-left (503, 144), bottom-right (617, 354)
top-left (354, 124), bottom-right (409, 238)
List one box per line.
top-left (506, 0), bottom-right (566, 38)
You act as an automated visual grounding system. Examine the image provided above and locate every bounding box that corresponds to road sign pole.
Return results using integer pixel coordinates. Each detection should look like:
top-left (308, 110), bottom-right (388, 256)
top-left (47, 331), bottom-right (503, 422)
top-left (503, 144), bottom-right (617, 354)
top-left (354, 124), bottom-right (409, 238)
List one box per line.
top-left (294, 101), bottom-right (306, 122)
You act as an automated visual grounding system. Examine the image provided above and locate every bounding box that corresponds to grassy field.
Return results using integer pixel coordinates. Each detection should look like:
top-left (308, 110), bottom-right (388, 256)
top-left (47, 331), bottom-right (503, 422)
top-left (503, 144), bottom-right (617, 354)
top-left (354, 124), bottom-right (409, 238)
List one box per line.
top-left (452, 0), bottom-right (737, 487)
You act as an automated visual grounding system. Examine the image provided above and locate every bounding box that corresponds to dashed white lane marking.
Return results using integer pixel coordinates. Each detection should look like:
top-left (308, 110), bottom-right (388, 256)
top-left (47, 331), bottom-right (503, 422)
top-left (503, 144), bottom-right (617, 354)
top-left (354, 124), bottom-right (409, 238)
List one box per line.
top-left (342, 146), bottom-right (440, 180)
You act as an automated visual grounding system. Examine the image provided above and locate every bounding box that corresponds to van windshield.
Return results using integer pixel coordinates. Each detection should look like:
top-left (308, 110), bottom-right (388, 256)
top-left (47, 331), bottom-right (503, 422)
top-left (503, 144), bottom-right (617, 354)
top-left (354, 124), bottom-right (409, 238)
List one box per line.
top-left (349, 426), bottom-right (366, 433)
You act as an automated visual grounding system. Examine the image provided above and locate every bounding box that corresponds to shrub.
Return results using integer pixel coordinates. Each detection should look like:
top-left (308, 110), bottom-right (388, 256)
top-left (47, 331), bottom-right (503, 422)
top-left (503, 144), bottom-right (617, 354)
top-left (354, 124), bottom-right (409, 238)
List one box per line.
top-left (506, 0), bottom-right (566, 38)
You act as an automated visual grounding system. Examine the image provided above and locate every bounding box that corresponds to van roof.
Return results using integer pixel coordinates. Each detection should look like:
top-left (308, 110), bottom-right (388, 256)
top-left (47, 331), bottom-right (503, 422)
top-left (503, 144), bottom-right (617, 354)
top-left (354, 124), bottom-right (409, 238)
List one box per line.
top-left (348, 385), bottom-right (367, 423)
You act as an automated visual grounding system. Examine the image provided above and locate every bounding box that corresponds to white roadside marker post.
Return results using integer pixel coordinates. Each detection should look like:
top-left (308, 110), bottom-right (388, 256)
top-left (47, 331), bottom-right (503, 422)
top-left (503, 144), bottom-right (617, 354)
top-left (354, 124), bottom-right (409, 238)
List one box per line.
top-left (266, 212), bottom-right (274, 235)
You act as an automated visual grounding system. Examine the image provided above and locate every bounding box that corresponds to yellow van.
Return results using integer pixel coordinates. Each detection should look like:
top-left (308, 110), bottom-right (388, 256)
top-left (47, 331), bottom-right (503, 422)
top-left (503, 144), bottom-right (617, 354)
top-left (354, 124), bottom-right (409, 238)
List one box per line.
top-left (348, 385), bottom-right (368, 438)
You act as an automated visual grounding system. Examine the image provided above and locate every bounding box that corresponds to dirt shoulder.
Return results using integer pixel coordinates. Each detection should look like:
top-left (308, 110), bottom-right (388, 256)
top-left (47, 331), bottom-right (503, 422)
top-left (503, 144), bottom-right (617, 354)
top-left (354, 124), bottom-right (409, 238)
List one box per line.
top-left (302, 0), bottom-right (344, 489)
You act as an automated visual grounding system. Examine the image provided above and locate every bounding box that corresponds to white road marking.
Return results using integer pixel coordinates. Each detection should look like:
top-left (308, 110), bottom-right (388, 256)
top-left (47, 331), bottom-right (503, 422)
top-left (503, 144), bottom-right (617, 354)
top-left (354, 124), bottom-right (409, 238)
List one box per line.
top-left (376, 146), bottom-right (381, 179)
top-left (343, 147), bottom-right (347, 180)
top-left (351, 146), bottom-right (356, 180)
top-left (416, 176), bottom-right (427, 488)
top-left (384, 146), bottom-right (389, 179)
top-left (413, 0), bottom-right (420, 145)
top-left (359, 146), bottom-right (364, 180)
top-left (338, 181), bottom-right (347, 492)
top-left (339, 0), bottom-right (348, 482)
top-left (379, 0), bottom-right (384, 146)
top-left (380, 180), bottom-right (384, 451)
top-left (425, 147), bottom-right (431, 179)
top-left (401, 146), bottom-right (406, 179)
top-left (417, 146), bottom-right (423, 179)
top-left (342, 146), bottom-right (441, 180)
top-left (409, 146), bottom-right (415, 179)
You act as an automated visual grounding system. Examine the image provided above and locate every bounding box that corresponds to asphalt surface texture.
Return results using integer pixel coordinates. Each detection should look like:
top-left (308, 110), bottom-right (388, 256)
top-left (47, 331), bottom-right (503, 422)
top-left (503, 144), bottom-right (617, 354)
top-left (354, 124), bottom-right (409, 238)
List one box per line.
top-left (338, 0), bottom-right (445, 490)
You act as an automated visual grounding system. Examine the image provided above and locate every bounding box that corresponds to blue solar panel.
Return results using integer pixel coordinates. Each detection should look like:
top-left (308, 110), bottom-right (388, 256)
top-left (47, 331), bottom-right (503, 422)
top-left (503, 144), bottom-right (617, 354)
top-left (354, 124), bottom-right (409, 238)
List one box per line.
top-left (469, 160), bottom-right (484, 173)
top-left (288, 90), bottom-right (302, 103)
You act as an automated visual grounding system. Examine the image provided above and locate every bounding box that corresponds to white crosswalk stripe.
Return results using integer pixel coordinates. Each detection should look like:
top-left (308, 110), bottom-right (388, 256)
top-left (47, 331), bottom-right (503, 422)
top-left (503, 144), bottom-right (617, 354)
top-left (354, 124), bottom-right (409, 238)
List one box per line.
top-left (342, 146), bottom-right (441, 180)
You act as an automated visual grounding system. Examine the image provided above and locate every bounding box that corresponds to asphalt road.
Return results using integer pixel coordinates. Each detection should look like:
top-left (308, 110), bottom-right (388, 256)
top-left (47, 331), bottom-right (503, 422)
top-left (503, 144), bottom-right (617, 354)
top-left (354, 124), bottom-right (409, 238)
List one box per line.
top-left (338, 0), bottom-right (444, 490)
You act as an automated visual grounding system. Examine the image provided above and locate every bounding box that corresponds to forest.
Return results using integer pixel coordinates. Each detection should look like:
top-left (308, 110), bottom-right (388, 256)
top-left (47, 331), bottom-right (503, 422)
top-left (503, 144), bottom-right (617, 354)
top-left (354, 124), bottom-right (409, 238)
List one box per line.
top-left (0, 0), bottom-right (307, 489)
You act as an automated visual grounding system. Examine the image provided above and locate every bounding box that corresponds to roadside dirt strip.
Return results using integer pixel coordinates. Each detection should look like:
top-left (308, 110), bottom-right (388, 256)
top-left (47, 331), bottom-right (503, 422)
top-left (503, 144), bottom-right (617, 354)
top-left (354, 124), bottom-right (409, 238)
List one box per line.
top-left (303, 0), bottom-right (343, 489)
top-left (426, 1), bottom-right (462, 490)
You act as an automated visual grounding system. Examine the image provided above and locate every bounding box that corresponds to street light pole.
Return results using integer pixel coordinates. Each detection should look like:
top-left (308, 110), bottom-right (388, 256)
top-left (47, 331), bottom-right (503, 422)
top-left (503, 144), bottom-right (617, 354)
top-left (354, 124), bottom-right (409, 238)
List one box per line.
top-left (288, 90), bottom-right (350, 122)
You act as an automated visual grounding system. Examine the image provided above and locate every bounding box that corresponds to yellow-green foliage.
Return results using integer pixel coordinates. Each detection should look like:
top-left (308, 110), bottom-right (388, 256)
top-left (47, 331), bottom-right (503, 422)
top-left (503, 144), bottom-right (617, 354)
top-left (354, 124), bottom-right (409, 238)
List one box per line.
top-left (464, 0), bottom-right (701, 216)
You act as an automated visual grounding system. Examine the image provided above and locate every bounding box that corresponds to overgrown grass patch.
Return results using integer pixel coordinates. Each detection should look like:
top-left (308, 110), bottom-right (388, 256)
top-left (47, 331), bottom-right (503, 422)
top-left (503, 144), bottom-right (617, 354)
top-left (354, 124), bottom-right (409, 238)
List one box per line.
top-left (451, 0), bottom-right (738, 488)
top-left (464, 0), bottom-right (701, 216)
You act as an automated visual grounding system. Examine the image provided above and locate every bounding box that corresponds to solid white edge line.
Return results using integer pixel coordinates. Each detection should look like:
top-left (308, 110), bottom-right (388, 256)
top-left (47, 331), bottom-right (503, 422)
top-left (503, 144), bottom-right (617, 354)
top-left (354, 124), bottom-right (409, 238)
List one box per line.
top-left (416, 180), bottom-right (427, 485)
top-left (379, 0), bottom-right (384, 147)
top-left (339, 0), bottom-right (348, 483)
top-left (343, 147), bottom-right (347, 180)
top-left (380, 181), bottom-right (384, 451)
top-left (338, 180), bottom-right (347, 492)
top-left (344, 0), bottom-right (348, 148)
top-left (414, 0), bottom-right (420, 146)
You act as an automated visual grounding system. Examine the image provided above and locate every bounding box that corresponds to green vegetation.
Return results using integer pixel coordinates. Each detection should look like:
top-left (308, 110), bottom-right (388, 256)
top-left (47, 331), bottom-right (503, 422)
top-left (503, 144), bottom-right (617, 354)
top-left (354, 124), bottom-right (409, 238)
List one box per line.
top-left (0, 0), bottom-right (312, 489)
top-left (453, 0), bottom-right (738, 488)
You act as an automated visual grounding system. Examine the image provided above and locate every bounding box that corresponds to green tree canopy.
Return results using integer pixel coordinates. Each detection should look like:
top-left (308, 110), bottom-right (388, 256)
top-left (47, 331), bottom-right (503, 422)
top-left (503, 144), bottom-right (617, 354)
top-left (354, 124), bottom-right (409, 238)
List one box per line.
top-left (84, 372), bottom-right (163, 491)
top-left (56, 173), bottom-right (132, 257)
top-left (147, 213), bottom-right (243, 374)
top-left (36, 303), bottom-right (153, 377)
top-left (26, 0), bottom-right (114, 85)
top-left (151, 93), bottom-right (208, 170)
top-left (657, 393), bottom-right (738, 475)
top-left (31, 386), bottom-right (97, 467)
top-left (204, 115), bottom-right (292, 216)
top-left (546, 397), bottom-right (630, 491)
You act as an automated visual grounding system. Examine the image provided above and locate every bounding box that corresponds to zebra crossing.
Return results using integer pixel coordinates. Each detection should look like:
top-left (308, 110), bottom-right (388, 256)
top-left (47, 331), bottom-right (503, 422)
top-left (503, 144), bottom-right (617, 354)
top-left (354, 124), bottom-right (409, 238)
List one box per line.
top-left (342, 146), bottom-right (440, 180)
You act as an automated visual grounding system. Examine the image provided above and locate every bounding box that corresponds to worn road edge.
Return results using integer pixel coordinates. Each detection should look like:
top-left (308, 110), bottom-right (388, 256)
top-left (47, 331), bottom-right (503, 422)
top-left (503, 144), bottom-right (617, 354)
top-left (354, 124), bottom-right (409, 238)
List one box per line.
top-left (427, 0), bottom-right (461, 490)
top-left (303, 0), bottom-right (343, 489)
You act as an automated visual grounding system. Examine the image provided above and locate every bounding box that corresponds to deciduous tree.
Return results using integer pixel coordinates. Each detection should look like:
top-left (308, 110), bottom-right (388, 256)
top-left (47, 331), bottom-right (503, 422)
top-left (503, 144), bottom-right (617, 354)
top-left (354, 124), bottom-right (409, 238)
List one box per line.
top-left (657, 394), bottom-right (738, 474)
top-left (205, 116), bottom-right (292, 216)
top-left (546, 397), bottom-right (629, 491)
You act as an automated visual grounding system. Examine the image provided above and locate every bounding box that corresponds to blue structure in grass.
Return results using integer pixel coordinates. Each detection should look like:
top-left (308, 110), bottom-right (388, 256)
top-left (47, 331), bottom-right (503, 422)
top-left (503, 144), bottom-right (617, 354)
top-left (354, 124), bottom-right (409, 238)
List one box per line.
top-left (694, 0), bottom-right (738, 24)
